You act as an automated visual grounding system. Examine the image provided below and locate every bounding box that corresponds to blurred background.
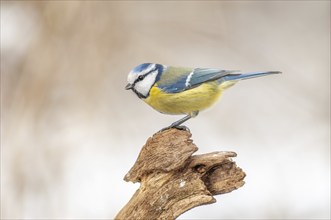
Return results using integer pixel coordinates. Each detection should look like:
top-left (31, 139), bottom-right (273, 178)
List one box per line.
top-left (1, 1), bottom-right (330, 219)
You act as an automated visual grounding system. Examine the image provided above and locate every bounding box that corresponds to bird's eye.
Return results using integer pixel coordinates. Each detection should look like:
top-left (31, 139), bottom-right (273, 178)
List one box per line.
top-left (138, 75), bottom-right (145, 81)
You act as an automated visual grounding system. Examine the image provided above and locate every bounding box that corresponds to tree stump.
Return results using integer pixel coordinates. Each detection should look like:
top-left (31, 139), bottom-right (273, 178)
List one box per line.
top-left (115, 128), bottom-right (246, 220)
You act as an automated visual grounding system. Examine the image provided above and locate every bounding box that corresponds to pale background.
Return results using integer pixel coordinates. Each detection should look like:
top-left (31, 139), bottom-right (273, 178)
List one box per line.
top-left (1, 1), bottom-right (330, 219)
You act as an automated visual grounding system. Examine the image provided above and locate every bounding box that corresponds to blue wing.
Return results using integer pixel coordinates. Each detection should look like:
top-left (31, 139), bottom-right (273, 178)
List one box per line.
top-left (188, 68), bottom-right (236, 87)
top-left (157, 67), bottom-right (236, 93)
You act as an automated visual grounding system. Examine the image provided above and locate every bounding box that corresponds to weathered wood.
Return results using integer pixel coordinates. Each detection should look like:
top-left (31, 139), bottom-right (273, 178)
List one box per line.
top-left (116, 128), bottom-right (246, 220)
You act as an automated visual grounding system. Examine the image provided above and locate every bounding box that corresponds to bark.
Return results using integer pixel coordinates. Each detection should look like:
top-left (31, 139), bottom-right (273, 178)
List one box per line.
top-left (116, 128), bottom-right (246, 220)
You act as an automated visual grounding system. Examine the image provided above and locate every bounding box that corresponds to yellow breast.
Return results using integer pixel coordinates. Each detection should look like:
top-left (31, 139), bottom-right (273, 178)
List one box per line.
top-left (144, 82), bottom-right (227, 115)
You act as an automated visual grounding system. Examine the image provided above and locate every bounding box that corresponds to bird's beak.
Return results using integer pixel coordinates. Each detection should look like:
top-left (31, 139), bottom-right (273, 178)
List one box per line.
top-left (125, 83), bottom-right (133, 90)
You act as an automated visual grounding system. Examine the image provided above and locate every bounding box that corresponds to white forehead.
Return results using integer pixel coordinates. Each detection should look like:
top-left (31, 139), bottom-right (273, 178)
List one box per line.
top-left (127, 64), bottom-right (156, 84)
top-left (127, 72), bottom-right (136, 84)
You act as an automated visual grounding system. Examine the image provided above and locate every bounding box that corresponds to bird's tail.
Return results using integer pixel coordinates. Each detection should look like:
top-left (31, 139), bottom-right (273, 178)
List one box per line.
top-left (222, 71), bottom-right (281, 82)
top-left (217, 71), bottom-right (281, 90)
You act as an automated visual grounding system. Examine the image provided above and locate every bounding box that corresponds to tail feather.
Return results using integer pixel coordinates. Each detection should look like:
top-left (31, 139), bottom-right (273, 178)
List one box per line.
top-left (221, 71), bottom-right (281, 82)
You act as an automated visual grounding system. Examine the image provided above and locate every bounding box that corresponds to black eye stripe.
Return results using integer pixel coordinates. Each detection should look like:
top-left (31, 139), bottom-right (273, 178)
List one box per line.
top-left (135, 74), bottom-right (146, 83)
top-left (138, 75), bottom-right (145, 80)
top-left (134, 67), bottom-right (158, 83)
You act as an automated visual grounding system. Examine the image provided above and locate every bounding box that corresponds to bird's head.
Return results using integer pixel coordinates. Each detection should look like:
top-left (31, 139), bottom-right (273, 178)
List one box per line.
top-left (125, 63), bottom-right (165, 99)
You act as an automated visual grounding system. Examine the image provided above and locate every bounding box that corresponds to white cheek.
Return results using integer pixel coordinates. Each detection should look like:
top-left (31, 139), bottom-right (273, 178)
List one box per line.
top-left (134, 71), bottom-right (157, 97)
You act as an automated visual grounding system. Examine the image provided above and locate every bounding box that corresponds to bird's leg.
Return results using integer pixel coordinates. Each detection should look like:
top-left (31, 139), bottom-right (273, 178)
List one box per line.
top-left (160, 111), bottom-right (199, 132)
top-left (160, 115), bottom-right (191, 132)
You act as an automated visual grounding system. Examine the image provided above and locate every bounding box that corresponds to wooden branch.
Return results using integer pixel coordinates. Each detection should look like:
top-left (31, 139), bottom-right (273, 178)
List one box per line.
top-left (116, 128), bottom-right (246, 220)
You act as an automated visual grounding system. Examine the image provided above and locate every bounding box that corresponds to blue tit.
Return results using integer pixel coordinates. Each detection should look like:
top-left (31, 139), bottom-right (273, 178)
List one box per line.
top-left (125, 63), bottom-right (281, 130)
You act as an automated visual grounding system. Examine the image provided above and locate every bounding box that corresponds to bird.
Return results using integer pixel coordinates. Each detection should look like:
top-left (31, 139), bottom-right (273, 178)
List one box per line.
top-left (125, 63), bottom-right (281, 130)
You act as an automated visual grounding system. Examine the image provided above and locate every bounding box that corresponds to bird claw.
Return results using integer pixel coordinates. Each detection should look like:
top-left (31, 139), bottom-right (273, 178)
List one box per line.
top-left (159, 125), bottom-right (190, 133)
top-left (158, 113), bottom-right (194, 133)
top-left (173, 125), bottom-right (190, 132)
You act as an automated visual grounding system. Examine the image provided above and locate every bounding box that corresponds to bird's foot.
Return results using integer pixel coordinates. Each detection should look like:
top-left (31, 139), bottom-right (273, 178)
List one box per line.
top-left (173, 125), bottom-right (190, 132)
top-left (159, 125), bottom-right (190, 133)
